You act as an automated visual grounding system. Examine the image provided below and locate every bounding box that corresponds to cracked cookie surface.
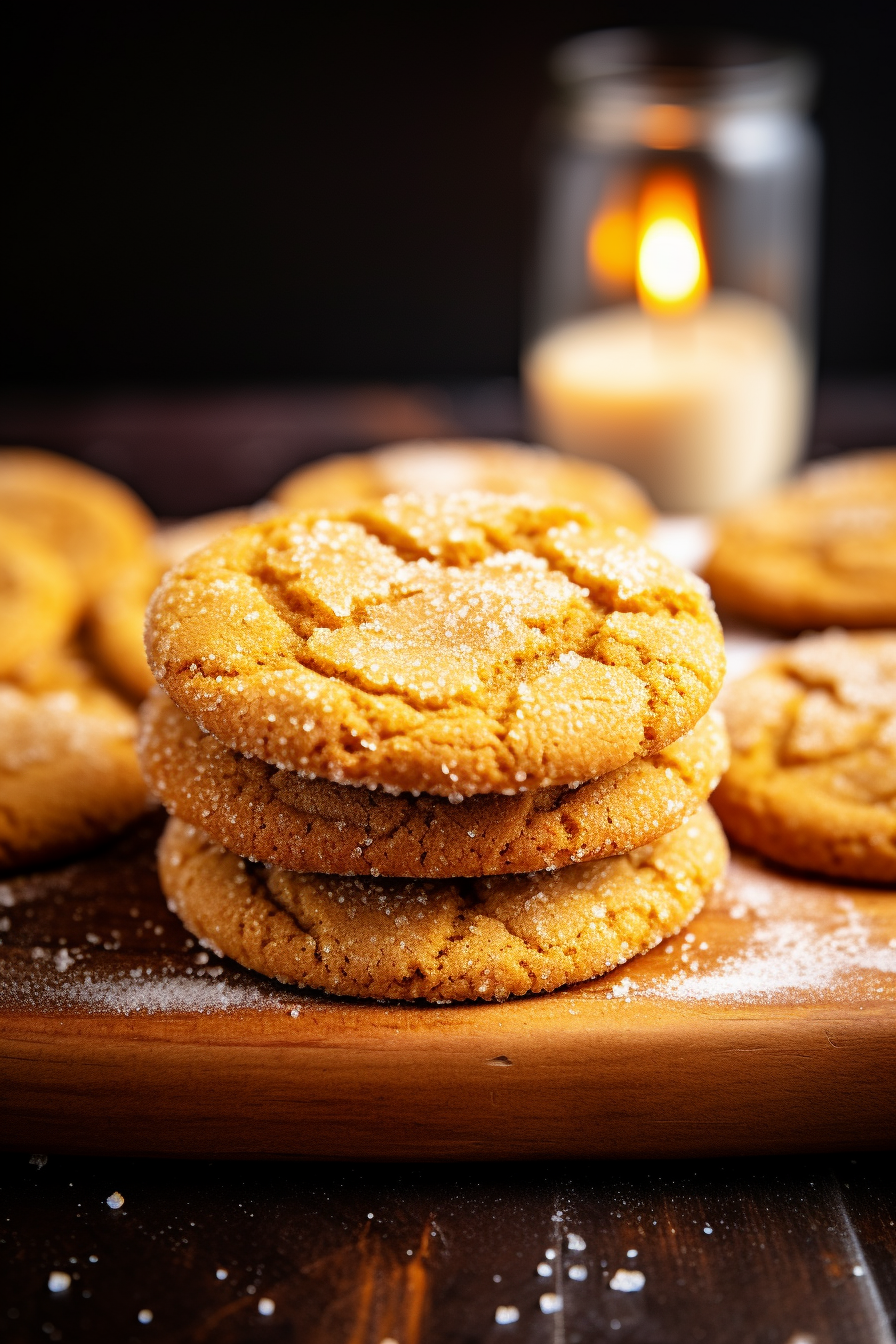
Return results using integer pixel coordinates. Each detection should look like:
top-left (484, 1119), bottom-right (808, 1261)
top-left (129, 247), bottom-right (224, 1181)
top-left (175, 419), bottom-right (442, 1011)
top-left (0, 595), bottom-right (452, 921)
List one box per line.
top-left (274, 439), bottom-right (654, 535)
top-left (157, 804), bottom-right (727, 1001)
top-left (0, 653), bottom-right (149, 870)
top-left (145, 493), bottom-right (724, 797)
top-left (705, 450), bottom-right (896, 629)
top-left (139, 688), bottom-right (729, 877)
top-left (713, 630), bottom-right (896, 881)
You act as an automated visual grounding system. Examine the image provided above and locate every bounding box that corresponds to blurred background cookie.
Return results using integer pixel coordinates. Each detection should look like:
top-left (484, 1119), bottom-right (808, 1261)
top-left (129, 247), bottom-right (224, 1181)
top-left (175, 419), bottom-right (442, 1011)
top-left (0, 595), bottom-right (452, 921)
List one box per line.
top-left (0, 652), bottom-right (149, 871)
top-left (704, 450), bottom-right (896, 629)
top-left (87, 556), bottom-right (165, 701)
top-left (0, 448), bottom-right (155, 609)
top-left (0, 520), bottom-right (79, 675)
top-left (274, 439), bottom-right (655, 535)
top-left (713, 630), bottom-right (896, 881)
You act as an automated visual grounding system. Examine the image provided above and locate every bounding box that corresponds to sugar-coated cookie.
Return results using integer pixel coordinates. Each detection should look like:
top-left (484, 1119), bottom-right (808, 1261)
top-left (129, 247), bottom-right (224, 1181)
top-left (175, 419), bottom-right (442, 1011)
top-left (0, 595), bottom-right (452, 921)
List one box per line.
top-left (157, 804), bottom-right (727, 1001)
top-left (0, 448), bottom-right (154, 608)
top-left (713, 630), bottom-right (896, 881)
top-left (274, 439), bottom-right (654, 535)
top-left (0, 520), bottom-right (79, 676)
top-left (705, 450), bottom-right (896, 629)
top-left (146, 493), bottom-right (724, 797)
top-left (139, 689), bottom-right (729, 877)
top-left (0, 654), bottom-right (149, 870)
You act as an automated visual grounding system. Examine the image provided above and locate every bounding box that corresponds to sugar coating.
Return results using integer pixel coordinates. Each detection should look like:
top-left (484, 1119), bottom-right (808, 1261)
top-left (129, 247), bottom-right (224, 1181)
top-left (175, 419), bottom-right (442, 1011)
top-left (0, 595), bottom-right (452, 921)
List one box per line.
top-left (273, 439), bottom-right (654, 536)
top-left (0, 654), bottom-right (148, 870)
top-left (145, 493), bottom-right (724, 797)
top-left (156, 805), bottom-right (728, 1002)
top-left (705, 449), bottom-right (896, 629)
top-left (139, 689), bottom-right (729, 878)
top-left (714, 630), bottom-right (896, 881)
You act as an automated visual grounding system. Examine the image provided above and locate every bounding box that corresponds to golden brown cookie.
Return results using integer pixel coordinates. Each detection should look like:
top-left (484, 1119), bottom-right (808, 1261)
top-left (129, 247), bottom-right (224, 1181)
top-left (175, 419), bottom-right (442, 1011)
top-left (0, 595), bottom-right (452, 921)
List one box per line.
top-left (146, 493), bottom-right (725, 797)
top-left (704, 451), bottom-right (896, 629)
top-left (139, 689), bottom-right (729, 877)
top-left (88, 554), bottom-right (164, 701)
top-left (0, 520), bottom-right (80, 676)
top-left (0, 653), bottom-right (150, 870)
top-left (713, 630), bottom-right (896, 881)
top-left (274, 439), bottom-right (654, 535)
top-left (0, 448), bottom-right (154, 608)
top-left (157, 803), bottom-right (727, 1001)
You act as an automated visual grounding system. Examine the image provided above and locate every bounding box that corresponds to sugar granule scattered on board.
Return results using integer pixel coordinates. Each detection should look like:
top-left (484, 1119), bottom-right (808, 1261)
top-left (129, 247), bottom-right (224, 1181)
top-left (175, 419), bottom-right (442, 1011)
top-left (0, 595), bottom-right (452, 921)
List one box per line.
top-left (48, 1272), bottom-right (70, 1293)
top-left (495, 1306), bottom-right (519, 1324)
top-left (626, 1248), bottom-right (638, 1258)
top-left (539, 1292), bottom-right (563, 1314)
top-left (536, 1262), bottom-right (552, 1277)
top-left (106, 1191), bottom-right (124, 1209)
top-left (609, 1269), bottom-right (645, 1292)
top-left (567, 1233), bottom-right (586, 1252)
top-left (627, 860), bottom-right (896, 1006)
top-left (257, 1298), bottom-right (275, 1315)
top-left (569, 1265), bottom-right (588, 1281)
top-left (138, 1309), bottom-right (153, 1324)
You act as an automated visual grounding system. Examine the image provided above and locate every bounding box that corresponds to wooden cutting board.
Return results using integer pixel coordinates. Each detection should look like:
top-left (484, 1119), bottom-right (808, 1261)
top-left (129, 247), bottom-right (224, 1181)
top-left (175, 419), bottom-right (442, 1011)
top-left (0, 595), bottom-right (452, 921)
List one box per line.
top-left (2, 811), bottom-right (895, 1160)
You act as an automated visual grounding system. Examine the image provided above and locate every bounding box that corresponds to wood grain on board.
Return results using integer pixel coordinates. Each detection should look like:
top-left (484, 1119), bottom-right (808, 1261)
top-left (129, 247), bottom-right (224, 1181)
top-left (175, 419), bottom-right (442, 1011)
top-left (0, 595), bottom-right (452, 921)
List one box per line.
top-left (2, 813), bottom-right (895, 1161)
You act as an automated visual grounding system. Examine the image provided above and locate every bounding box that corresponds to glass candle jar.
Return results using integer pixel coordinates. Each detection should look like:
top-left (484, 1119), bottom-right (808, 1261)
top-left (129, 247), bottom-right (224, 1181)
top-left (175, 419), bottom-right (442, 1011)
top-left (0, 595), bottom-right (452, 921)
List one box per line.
top-left (523, 30), bottom-right (821, 511)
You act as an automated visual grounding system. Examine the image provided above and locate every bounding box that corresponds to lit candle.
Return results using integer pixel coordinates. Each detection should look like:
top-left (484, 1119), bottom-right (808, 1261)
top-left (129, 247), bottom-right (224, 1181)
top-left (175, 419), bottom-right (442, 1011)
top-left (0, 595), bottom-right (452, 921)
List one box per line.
top-left (523, 172), bottom-right (810, 512)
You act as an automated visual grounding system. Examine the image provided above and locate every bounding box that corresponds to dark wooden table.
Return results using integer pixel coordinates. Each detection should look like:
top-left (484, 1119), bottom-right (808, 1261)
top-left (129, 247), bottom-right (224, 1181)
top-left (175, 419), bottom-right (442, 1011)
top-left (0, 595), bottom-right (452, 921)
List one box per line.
top-left (2, 382), bottom-right (896, 1343)
top-left (2, 1150), bottom-right (896, 1342)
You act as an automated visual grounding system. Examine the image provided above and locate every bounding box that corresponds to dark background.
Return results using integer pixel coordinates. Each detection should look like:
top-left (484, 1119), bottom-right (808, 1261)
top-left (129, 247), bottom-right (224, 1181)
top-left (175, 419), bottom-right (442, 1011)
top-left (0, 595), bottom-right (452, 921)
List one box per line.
top-left (2, 0), bottom-right (895, 390)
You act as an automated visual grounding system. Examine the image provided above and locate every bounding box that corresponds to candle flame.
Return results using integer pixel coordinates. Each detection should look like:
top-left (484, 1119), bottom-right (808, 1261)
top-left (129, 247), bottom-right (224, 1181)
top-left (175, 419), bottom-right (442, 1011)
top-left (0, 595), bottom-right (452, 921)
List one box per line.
top-left (636, 172), bottom-right (708, 314)
top-left (586, 169), bottom-right (709, 314)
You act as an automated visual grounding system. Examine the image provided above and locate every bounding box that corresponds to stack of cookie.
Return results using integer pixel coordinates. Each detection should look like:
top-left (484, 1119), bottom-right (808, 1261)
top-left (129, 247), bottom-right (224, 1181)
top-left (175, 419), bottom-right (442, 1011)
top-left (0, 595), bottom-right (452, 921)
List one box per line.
top-left (140, 492), bottom-right (730, 1002)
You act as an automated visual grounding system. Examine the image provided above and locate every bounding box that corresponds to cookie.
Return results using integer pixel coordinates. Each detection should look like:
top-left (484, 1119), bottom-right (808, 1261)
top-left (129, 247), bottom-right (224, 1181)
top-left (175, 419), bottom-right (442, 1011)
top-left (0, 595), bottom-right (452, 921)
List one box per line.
top-left (0, 448), bottom-right (154, 608)
top-left (139, 688), bottom-right (729, 877)
top-left (0, 520), bottom-right (79, 676)
top-left (88, 555), bottom-right (164, 701)
top-left (274, 439), bottom-right (654, 535)
top-left (713, 630), bottom-right (896, 881)
top-left (157, 803), bottom-right (727, 1001)
top-left (146, 493), bottom-right (725, 797)
top-left (704, 450), bottom-right (896, 629)
top-left (0, 653), bottom-right (150, 870)
top-left (90, 512), bottom-right (270, 702)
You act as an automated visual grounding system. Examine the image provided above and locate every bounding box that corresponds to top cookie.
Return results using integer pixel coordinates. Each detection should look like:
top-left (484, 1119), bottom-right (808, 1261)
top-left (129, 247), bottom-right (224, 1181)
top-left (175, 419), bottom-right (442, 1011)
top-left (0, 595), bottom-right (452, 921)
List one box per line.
top-left (0, 448), bottom-right (154, 607)
top-left (713, 629), bottom-right (896, 882)
top-left (146, 493), bottom-right (724, 797)
top-left (274, 439), bottom-right (654, 536)
top-left (705, 450), bottom-right (896, 629)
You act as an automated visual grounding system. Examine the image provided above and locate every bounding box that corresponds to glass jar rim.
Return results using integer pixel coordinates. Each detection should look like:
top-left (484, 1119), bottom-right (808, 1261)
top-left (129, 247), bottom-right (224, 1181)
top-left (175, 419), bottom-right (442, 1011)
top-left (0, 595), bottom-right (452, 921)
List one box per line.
top-left (551, 28), bottom-right (818, 111)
